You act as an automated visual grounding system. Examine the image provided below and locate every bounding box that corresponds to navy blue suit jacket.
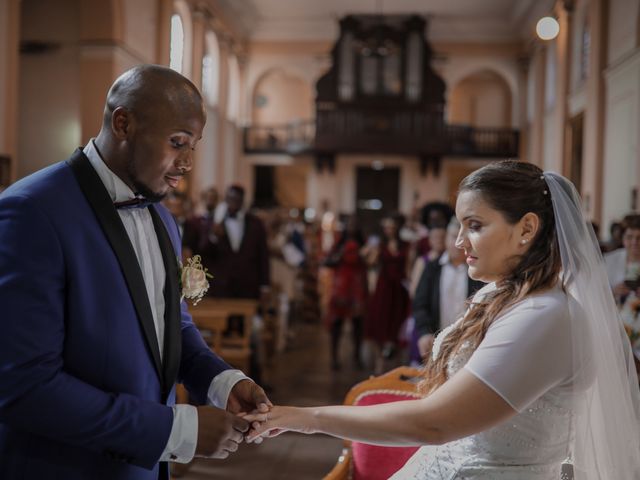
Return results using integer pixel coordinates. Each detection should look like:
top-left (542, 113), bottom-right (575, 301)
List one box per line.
top-left (0, 150), bottom-right (231, 479)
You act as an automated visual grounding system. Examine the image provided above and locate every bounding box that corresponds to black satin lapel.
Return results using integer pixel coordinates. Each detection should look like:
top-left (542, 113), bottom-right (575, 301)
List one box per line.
top-left (67, 150), bottom-right (163, 382)
top-left (149, 207), bottom-right (182, 396)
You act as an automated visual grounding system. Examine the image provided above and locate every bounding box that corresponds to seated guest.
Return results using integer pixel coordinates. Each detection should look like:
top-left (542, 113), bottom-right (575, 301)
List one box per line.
top-left (604, 214), bottom-right (640, 305)
top-left (412, 218), bottom-right (483, 360)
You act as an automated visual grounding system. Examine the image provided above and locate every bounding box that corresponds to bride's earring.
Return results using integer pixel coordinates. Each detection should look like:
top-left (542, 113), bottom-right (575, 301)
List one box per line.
top-left (520, 239), bottom-right (528, 245)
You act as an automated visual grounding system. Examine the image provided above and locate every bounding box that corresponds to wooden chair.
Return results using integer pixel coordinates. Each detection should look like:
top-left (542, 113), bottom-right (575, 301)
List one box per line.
top-left (324, 366), bottom-right (422, 480)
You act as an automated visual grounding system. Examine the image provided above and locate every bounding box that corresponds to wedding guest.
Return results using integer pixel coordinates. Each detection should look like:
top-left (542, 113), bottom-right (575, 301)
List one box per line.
top-left (0, 65), bottom-right (271, 480)
top-left (162, 190), bottom-right (190, 237)
top-left (201, 185), bottom-right (270, 302)
top-left (412, 218), bottom-right (483, 360)
top-left (182, 185), bottom-right (219, 259)
top-left (606, 220), bottom-right (624, 252)
top-left (408, 225), bottom-right (446, 298)
top-left (364, 214), bottom-right (410, 368)
top-left (324, 216), bottom-right (368, 370)
top-left (604, 214), bottom-right (640, 305)
top-left (245, 161), bottom-right (640, 480)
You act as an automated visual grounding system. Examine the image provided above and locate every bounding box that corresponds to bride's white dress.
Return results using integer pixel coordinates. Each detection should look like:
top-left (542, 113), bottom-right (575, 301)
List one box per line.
top-left (391, 284), bottom-right (580, 480)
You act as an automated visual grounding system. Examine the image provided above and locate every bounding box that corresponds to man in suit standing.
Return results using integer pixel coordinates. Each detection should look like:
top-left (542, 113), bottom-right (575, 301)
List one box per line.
top-left (413, 218), bottom-right (484, 359)
top-left (205, 185), bottom-right (270, 302)
top-left (0, 65), bottom-right (271, 480)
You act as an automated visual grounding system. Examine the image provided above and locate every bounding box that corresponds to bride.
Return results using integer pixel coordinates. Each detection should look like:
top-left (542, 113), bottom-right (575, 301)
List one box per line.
top-left (245, 161), bottom-right (640, 479)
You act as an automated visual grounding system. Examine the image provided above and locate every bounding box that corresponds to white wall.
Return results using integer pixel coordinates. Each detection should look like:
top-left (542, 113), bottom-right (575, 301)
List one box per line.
top-left (223, 119), bottom-right (238, 187)
top-left (18, 0), bottom-right (81, 177)
top-left (299, 155), bottom-right (491, 215)
top-left (602, 50), bottom-right (640, 231)
top-left (607, 0), bottom-right (640, 66)
top-left (244, 49), bottom-right (330, 124)
top-left (123, 0), bottom-right (158, 63)
top-left (440, 55), bottom-right (521, 128)
top-left (198, 109), bottom-right (220, 190)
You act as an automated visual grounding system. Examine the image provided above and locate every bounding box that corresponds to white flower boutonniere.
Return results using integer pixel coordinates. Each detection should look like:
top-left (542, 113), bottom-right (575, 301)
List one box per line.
top-left (179, 255), bottom-right (213, 306)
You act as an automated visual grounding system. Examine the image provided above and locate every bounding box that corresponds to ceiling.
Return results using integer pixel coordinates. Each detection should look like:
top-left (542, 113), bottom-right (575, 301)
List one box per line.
top-left (214, 0), bottom-right (552, 43)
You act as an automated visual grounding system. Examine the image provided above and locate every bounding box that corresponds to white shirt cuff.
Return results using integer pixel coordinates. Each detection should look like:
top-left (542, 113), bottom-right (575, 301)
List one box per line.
top-left (207, 369), bottom-right (250, 408)
top-left (160, 405), bottom-right (198, 463)
top-left (159, 370), bottom-right (249, 463)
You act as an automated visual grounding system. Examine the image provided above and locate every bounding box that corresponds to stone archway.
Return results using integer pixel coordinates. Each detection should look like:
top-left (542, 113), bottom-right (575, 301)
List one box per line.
top-left (251, 67), bottom-right (314, 125)
top-left (448, 69), bottom-right (512, 128)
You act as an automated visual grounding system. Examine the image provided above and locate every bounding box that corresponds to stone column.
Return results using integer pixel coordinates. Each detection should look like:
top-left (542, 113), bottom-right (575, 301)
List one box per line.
top-left (185, 7), bottom-right (207, 201)
top-left (156, 0), bottom-right (172, 65)
top-left (582, 0), bottom-right (608, 222)
top-left (530, 45), bottom-right (547, 168)
top-left (554, 1), bottom-right (574, 176)
top-left (78, 0), bottom-right (124, 142)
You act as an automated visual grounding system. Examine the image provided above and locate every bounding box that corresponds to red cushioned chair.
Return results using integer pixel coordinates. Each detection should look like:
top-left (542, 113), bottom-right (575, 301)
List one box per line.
top-left (323, 366), bottom-right (423, 480)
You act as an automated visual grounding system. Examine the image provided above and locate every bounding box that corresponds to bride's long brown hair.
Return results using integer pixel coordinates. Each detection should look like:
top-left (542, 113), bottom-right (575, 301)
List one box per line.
top-left (421, 161), bottom-right (562, 395)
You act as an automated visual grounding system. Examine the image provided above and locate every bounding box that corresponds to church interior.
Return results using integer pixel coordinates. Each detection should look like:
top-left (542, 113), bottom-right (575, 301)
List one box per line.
top-left (1, 0), bottom-right (640, 478)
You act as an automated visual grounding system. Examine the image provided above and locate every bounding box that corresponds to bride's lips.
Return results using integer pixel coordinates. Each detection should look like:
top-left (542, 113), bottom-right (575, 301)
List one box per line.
top-left (466, 255), bottom-right (478, 265)
top-left (165, 175), bottom-right (181, 188)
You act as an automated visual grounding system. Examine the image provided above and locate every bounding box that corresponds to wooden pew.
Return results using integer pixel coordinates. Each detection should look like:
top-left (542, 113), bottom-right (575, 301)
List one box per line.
top-left (189, 297), bottom-right (258, 373)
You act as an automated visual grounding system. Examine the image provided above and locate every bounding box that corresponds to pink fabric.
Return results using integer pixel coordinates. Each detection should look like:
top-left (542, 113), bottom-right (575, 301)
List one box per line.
top-left (351, 392), bottom-right (420, 480)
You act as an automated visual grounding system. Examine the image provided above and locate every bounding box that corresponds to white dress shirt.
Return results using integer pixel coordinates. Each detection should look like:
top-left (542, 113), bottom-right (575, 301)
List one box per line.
top-left (84, 141), bottom-right (248, 463)
top-left (214, 202), bottom-right (245, 251)
top-left (438, 252), bottom-right (470, 330)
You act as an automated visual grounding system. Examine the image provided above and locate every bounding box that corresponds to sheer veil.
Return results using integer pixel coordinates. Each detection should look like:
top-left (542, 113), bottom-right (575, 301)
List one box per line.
top-left (544, 172), bottom-right (640, 479)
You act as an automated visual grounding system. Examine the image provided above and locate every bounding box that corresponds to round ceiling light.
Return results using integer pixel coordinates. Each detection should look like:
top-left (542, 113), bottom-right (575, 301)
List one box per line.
top-left (536, 16), bottom-right (560, 41)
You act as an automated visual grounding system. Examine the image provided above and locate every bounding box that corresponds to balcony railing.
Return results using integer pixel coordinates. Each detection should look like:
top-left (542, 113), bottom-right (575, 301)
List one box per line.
top-left (242, 120), bottom-right (316, 155)
top-left (243, 117), bottom-right (519, 159)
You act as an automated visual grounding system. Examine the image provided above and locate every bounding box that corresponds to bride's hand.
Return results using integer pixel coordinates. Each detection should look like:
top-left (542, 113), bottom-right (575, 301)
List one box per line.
top-left (243, 406), bottom-right (316, 443)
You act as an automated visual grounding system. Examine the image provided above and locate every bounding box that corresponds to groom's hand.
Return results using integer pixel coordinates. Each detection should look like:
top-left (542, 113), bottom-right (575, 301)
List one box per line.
top-left (226, 379), bottom-right (273, 415)
top-left (195, 406), bottom-right (249, 459)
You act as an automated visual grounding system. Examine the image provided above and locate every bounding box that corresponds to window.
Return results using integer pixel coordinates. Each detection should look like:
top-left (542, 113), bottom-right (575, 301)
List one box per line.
top-left (202, 31), bottom-right (220, 106)
top-left (169, 14), bottom-right (184, 73)
top-left (226, 54), bottom-right (240, 122)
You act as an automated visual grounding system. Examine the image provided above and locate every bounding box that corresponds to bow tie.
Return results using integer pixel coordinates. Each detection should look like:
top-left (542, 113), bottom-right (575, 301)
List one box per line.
top-left (114, 197), bottom-right (154, 210)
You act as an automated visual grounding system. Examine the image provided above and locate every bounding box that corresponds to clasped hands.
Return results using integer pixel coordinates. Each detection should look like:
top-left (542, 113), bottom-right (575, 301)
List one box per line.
top-left (195, 379), bottom-right (307, 459)
top-left (194, 379), bottom-right (273, 459)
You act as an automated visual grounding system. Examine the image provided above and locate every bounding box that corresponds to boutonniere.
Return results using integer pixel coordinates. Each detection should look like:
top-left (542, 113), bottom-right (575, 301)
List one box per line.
top-left (178, 255), bottom-right (213, 306)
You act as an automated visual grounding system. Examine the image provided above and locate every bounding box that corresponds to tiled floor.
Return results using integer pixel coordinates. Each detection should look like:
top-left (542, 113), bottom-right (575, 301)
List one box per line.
top-left (174, 321), bottom-right (371, 480)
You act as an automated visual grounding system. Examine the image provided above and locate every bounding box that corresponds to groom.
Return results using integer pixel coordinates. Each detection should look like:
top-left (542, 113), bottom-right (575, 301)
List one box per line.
top-left (0, 65), bottom-right (270, 480)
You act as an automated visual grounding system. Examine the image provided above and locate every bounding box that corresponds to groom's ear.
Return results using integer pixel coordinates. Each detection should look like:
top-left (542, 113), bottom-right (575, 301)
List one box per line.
top-left (111, 106), bottom-right (132, 140)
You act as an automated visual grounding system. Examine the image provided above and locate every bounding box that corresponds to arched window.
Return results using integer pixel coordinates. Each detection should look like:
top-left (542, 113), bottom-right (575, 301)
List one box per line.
top-left (169, 14), bottom-right (184, 73)
top-left (169, 1), bottom-right (192, 78)
top-left (202, 31), bottom-right (220, 107)
top-left (226, 54), bottom-right (240, 122)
